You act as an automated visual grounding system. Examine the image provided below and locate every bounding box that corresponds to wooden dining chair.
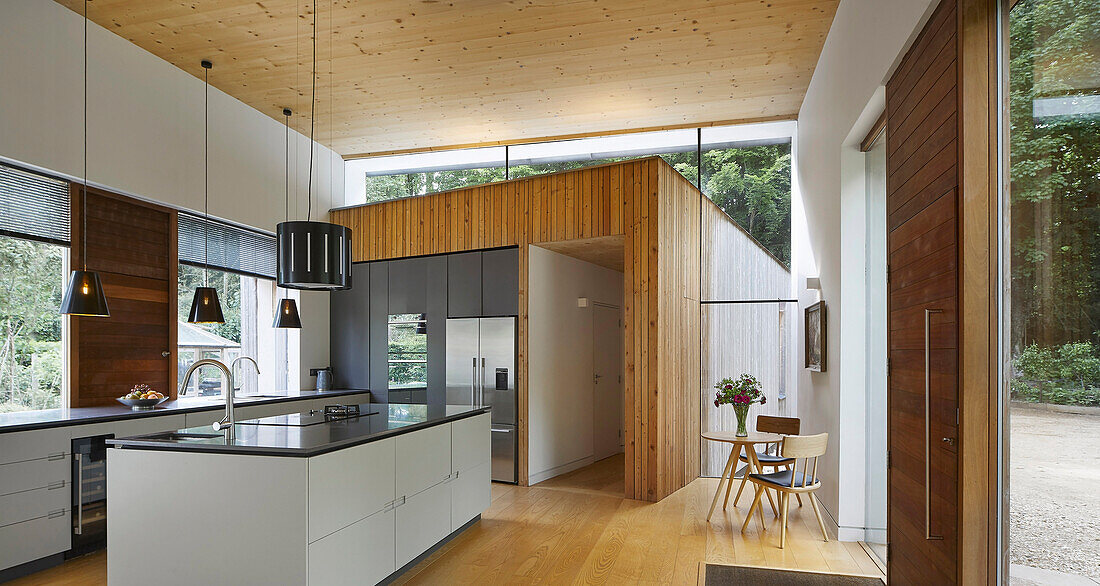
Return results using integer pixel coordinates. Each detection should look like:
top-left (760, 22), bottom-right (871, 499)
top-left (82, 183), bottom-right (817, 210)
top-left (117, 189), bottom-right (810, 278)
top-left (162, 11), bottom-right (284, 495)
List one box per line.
top-left (740, 432), bottom-right (830, 549)
top-left (731, 415), bottom-right (801, 508)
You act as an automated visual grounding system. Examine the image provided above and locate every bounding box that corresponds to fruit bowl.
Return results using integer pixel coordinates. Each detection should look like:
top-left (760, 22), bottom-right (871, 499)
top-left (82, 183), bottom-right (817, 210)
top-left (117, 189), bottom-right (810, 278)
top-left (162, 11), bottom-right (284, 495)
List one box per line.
top-left (117, 396), bottom-right (169, 411)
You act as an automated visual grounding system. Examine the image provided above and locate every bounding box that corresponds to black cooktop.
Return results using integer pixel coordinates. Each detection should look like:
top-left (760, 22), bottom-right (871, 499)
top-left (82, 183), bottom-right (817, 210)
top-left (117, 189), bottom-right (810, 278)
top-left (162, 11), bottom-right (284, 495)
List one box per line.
top-left (236, 404), bottom-right (378, 427)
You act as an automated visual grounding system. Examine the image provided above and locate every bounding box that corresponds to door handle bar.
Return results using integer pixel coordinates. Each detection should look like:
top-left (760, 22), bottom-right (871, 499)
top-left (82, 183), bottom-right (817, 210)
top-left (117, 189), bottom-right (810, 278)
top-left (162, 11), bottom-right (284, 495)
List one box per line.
top-left (924, 308), bottom-right (944, 541)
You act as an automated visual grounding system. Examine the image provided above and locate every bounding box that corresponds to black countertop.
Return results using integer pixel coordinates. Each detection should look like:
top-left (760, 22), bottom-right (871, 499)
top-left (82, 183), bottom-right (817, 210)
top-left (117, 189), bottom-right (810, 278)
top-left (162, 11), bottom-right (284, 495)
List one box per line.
top-left (0, 389), bottom-right (373, 434)
top-left (107, 402), bottom-right (492, 458)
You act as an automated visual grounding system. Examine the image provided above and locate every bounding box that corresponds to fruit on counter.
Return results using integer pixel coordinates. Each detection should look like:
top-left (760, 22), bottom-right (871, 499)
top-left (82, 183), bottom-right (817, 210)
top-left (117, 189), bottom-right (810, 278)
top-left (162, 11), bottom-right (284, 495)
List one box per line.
top-left (122, 384), bottom-right (164, 400)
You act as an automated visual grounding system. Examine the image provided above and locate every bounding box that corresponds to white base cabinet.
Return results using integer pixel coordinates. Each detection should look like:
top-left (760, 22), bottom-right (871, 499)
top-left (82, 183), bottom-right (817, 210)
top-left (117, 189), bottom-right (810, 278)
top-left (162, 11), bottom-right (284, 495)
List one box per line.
top-left (0, 510), bottom-right (70, 571)
top-left (451, 461), bottom-right (491, 532)
top-left (395, 480), bottom-right (453, 568)
top-left (308, 508), bottom-right (395, 586)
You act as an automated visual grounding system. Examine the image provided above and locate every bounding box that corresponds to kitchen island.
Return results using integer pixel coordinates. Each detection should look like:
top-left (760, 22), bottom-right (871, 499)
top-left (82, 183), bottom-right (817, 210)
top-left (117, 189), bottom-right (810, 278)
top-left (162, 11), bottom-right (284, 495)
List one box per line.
top-left (106, 402), bottom-right (491, 586)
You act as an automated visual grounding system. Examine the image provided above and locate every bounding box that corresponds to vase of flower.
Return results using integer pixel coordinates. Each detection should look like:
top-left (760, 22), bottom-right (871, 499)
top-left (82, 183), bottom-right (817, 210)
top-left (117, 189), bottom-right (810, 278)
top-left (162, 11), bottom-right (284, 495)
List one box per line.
top-left (714, 374), bottom-right (767, 437)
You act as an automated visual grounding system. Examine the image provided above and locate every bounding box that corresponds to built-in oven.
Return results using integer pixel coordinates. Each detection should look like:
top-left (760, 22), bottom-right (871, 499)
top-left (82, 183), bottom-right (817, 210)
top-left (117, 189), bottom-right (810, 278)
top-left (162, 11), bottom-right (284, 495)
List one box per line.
top-left (68, 434), bottom-right (111, 557)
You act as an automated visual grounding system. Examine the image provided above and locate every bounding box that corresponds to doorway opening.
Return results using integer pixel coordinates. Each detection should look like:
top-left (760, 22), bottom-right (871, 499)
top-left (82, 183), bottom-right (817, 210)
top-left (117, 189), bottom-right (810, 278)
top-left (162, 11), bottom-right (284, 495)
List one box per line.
top-left (527, 239), bottom-right (626, 495)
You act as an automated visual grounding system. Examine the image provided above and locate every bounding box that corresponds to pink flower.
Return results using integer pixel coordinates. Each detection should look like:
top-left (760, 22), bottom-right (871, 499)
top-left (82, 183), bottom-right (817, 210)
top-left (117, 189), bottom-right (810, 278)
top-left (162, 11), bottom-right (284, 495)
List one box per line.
top-left (760, 396), bottom-right (767, 405)
top-left (714, 399), bottom-right (720, 407)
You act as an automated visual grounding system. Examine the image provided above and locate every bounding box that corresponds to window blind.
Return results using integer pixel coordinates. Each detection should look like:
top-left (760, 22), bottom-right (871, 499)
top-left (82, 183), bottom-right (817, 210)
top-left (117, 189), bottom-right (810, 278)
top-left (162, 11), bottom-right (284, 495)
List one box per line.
top-left (178, 213), bottom-right (276, 280)
top-left (0, 162), bottom-right (71, 245)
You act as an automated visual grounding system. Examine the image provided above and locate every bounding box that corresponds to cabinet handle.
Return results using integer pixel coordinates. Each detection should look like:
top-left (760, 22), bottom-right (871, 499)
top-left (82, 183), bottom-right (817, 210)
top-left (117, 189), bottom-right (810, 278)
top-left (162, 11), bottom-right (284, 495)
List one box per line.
top-left (47, 480), bottom-right (66, 490)
top-left (48, 509), bottom-right (66, 519)
top-left (73, 453), bottom-right (83, 535)
top-left (47, 452), bottom-right (66, 461)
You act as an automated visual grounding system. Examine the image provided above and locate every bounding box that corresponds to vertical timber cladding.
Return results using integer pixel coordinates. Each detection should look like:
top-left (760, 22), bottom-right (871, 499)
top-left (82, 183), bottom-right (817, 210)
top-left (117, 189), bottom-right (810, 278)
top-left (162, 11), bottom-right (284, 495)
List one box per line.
top-left (330, 158), bottom-right (703, 500)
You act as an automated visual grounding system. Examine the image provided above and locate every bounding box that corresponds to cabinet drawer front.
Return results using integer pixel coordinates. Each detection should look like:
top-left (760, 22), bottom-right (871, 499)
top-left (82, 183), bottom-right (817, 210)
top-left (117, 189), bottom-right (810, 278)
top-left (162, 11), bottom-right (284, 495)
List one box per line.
top-left (395, 424), bottom-right (451, 498)
top-left (451, 413), bottom-right (490, 473)
top-left (308, 509), bottom-right (395, 586)
top-left (0, 509), bottom-right (70, 572)
top-left (0, 456), bottom-right (68, 497)
top-left (395, 481), bottom-right (450, 569)
top-left (0, 427), bottom-right (69, 466)
top-left (308, 438), bottom-right (395, 543)
top-left (450, 461), bottom-right (490, 533)
top-left (0, 483), bottom-right (69, 527)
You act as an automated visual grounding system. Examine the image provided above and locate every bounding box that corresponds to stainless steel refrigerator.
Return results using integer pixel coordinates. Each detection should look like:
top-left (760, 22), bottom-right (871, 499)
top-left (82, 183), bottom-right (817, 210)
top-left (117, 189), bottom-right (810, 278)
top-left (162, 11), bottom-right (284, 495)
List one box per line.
top-left (446, 317), bottom-right (516, 483)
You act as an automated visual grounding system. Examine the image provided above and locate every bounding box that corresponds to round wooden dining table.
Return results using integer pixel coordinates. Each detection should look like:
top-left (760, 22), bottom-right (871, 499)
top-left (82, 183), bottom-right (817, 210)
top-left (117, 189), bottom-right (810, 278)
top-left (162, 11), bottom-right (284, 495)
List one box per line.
top-left (701, 430), bottom-right (784, 522)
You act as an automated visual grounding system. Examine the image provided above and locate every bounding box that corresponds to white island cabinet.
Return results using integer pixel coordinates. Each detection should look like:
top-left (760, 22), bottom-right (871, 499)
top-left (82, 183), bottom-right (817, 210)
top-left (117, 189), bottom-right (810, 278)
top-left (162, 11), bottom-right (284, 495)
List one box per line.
top-left (108, 408), bottom-right (491, 586)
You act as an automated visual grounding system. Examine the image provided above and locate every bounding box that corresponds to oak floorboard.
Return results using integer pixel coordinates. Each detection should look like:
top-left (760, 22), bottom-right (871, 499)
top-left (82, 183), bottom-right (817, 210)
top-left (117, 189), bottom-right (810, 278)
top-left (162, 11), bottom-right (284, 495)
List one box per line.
top-left (14, 459), bottom-right (882, 585)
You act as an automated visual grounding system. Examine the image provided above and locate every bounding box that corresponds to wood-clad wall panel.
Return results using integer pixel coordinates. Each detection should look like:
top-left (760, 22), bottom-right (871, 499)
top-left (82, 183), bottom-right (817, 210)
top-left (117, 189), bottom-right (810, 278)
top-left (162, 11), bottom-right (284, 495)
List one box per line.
top-left (70, 186), bottom-right (175, 407)
top-left (331, 158), bottom-right (702, 501)
top-left (655, 163), bottom-right (701, 498)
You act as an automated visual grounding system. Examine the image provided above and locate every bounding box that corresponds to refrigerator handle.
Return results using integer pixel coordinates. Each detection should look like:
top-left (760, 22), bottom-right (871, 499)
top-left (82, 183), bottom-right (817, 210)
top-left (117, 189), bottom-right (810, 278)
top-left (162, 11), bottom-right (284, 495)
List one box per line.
top-left (471, 357), bottom-right (477, 406)
top-left (481, 357), bottom-right (487, 405)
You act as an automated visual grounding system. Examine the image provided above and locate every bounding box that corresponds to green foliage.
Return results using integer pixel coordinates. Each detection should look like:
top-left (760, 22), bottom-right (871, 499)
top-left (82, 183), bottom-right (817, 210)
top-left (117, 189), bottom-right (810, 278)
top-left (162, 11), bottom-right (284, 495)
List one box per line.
top-left (1009, 0), bottom-right (1100, 351)
top-left (358, 144), bottom-right (792, 265)
top-left (0, 235), bottom-right (64, 412)
top-left (387, 315), bottom-right (427, 387)
top-left (713, 373), bottom-right (766, 406)
top-left (1011, 342), bottom-right (1100, 406)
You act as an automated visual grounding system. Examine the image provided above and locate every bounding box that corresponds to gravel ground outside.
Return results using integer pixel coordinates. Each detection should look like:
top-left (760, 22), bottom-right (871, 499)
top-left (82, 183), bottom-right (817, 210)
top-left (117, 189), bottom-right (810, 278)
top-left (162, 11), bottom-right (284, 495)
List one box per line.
top-left (1009, 405), bottom-right (1100, 581)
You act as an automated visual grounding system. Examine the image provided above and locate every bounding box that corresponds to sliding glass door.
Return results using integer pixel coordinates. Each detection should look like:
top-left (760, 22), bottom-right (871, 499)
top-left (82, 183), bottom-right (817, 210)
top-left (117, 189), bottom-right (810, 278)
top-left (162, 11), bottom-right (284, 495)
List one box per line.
top-left (1003, 1), bottom-right (1099, 583)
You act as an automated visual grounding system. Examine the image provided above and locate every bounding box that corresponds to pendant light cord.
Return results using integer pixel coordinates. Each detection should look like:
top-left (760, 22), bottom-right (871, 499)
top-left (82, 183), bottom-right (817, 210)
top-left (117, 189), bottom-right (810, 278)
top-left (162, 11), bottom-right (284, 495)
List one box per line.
top-left (306, 2), bottom-right (316, 222)
top-left (285, 111), bottom-right (290, 223)
top-left (82, 0), bottom-right (88, 272)
top-left (203, 63), bottom-right (210, 287)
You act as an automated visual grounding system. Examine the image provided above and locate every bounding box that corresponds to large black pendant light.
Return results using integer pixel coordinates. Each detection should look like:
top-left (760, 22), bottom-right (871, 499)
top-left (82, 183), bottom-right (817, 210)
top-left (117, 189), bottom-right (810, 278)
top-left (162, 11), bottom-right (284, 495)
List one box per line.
top-left (276, 0), bottom-right (351, 291)
top-left (187, 60), bottom-right (225, 324)
top-left (273, 108), bottom-right (302, 328)
top-left (60, 0), bottom-right (110, 318)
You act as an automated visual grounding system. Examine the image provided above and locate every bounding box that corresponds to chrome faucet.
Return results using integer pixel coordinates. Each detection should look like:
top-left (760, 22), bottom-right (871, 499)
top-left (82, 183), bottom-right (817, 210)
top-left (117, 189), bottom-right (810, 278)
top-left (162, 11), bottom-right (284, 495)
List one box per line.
top-left (179, 358), bottom-right (237, 439)
top-left (230, 356), bottom-right (261, 392)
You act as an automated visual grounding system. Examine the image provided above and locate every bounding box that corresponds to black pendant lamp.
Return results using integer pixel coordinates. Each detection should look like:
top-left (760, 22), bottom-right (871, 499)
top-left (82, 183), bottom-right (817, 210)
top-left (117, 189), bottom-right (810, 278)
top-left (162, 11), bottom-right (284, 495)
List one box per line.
top-left (276, 1), bottom-right (351, 291)
top-left (60, 0), bottom-right (110, 318)
top-left (187, 60), bottom-right (225, 324)
top-left (273, 108), bottom-right (302, 328)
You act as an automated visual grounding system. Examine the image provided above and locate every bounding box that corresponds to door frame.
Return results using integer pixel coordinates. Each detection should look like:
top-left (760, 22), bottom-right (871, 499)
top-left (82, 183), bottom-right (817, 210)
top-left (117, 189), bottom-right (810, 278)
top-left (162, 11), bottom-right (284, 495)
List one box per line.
top-left (957, 0), bottom-right (1000, 583)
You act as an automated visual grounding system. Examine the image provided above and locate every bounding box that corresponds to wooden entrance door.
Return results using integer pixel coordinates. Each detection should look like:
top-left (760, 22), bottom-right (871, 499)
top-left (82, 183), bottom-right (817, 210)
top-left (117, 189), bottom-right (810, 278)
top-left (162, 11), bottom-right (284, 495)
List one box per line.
top-left (885, 0), bottom-right (960, 582)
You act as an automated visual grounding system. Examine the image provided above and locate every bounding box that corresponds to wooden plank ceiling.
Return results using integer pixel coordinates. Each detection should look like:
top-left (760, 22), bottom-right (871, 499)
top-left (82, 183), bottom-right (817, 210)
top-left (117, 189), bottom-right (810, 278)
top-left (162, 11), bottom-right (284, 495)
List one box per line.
top-left (57, 0), bottom-right (838, 157)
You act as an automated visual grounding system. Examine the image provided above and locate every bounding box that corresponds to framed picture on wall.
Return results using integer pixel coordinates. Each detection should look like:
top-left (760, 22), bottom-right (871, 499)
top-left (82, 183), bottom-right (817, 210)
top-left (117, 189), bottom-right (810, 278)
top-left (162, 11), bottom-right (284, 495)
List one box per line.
top-left (805, 301), bottom-right (827, 372)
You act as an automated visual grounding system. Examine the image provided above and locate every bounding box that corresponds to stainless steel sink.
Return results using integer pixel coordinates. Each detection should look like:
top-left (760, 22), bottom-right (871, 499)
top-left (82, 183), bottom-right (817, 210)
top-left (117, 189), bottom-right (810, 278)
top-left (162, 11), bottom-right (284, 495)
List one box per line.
top-left (142, 431), bottom-right (223, 442)
top-left (235, 394), bottom-right (285, 401)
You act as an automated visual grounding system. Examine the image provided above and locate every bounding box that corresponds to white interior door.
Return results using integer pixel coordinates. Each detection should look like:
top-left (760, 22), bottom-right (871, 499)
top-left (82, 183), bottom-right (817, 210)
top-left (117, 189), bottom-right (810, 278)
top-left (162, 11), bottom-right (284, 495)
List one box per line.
top-left (592, 305), bottom-right (623, 461)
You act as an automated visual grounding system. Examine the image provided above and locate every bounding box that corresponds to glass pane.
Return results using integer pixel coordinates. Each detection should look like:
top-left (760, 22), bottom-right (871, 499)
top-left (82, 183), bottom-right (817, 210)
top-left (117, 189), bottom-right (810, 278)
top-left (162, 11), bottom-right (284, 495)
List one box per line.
top-left (178, 266), bottom-right (297, 397)
top-left (388, 313), bottom-right (427, 391)
top-left (0, 234), bottom-right (65, 412)
top-left (700, 302), bottom-right (794, 477)
top-left (700, 142), bottom-right (792, 268)
top-left (701, 199), bottom-right (792, 301)
top-left (345, 146), bottom-right (506, 204)
top-left (1008, 0), bottom-right (1099, 582)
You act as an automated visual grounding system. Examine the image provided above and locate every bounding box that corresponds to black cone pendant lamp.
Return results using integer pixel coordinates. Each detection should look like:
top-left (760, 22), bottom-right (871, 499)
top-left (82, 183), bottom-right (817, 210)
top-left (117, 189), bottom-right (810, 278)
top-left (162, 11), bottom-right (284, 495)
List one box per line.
top-left (276, 1), bottom-right (351, 291)
top-left (61, 0), bottom-right (110, 318)
top-left (273, 108), bottom-right (302, 329)
top-left (187, 60), bottom-right (225, 324)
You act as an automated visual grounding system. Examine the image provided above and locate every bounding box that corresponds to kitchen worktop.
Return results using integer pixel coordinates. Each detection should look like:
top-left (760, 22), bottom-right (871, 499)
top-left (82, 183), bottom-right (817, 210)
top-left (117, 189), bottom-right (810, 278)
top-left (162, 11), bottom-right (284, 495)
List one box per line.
top-left (0, 388), bottom-right (372, 434)
top-left (107, 402), bottom-right (492, 457)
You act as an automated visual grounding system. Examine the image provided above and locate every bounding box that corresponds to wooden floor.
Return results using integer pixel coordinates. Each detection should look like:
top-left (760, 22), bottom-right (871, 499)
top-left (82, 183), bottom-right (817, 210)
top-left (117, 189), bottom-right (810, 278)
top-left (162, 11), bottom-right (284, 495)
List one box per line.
top-left (11, 455), bottom-right (882, 585)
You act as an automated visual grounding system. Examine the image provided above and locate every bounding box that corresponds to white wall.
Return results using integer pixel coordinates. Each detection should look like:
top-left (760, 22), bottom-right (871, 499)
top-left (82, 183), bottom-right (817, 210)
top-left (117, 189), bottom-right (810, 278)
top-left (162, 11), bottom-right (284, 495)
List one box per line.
top-left (793, 0), bottom-right (937, 532)
top-left (527, 246), bottom-right (623, 484)
top-left (0, 0), bottom-right (344, 389)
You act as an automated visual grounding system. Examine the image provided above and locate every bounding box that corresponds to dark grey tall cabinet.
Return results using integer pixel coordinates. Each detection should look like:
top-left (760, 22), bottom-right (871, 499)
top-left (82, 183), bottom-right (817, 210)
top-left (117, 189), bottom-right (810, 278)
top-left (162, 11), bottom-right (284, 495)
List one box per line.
top-left (330, 247), bottom-right (519, 404)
